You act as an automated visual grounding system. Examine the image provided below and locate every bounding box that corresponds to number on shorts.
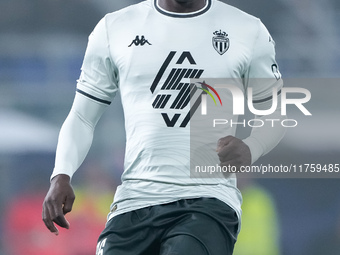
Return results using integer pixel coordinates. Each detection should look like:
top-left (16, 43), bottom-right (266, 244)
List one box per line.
top-left (96, 238), bottom-right (107, 255)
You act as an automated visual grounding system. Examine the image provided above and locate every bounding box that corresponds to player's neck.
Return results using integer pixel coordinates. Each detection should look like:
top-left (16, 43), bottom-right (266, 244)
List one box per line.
top-left (158, 0), bottom-right (206, 13)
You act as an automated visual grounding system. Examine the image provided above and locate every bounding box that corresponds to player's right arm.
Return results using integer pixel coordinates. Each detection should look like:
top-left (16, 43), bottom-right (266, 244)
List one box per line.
top-left (42, 16), bottom-right (118, 235)
top-left (42, 94), bottom-right (109, 235)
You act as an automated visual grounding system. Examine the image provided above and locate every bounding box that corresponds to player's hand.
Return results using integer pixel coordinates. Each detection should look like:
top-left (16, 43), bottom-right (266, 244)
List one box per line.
top-left (42, 174), bottom-right (75, 235)
top-left (216, 136), bottom-right (251, 173)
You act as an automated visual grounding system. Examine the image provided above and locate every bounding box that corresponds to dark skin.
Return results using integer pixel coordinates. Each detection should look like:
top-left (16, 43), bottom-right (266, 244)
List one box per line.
top-left (42, 0), bottom-right (252, 235)
top-left (216, 136), bottom-right (252, 175)
top-left (158, 0), bottom-right (206, 13)
top-left (42, 136), bottom-right (251, 234)
top-left (42, 174), bottom-right (75, 235)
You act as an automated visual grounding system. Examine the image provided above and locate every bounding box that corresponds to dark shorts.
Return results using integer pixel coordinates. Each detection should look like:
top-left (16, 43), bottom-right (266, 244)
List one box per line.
top-left (96, 198), bottom-right (239, 255)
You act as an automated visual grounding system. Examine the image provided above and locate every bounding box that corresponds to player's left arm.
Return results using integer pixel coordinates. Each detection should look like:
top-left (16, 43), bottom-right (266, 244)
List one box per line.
top-left (216, 109), bottom-right (285, 168)
top-left (217, 135), bottom-right (252, 169)
top-left (217, 19), bottom-right (286, 167)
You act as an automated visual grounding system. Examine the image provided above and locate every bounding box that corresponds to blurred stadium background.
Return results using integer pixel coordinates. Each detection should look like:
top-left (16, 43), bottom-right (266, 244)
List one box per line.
top-left (0, 0), bottom-right (339, 254)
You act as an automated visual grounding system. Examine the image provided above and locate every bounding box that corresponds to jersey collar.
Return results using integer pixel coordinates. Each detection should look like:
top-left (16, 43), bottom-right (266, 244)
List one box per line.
top-left (154, 0), bottom-right (212, 18)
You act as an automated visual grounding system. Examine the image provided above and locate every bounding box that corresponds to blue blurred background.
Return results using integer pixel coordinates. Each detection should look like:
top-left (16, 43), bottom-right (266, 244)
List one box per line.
top-left (0, 0), bottom-right (339, 254)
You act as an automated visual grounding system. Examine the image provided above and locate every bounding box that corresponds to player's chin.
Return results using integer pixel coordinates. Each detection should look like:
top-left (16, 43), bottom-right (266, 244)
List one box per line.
top-left (175, 0), bottom-right (197, 3)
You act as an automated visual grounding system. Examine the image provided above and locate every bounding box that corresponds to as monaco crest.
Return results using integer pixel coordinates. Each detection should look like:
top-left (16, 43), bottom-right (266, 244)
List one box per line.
top-left (212, 30), bottom-right (229, 55)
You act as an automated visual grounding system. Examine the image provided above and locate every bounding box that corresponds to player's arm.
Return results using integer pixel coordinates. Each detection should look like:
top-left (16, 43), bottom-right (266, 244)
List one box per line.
top-left (217, 19), bottom-right (285, 167)
top-left (242, 109), bottom-right (285, 165)
top-left (216, 135), bottom-right (251, 170)
top-left (216, 109), bottom-right (285, 169)
top-left (42, 16), bottom-right (118, 235)
top-left (42, 94), bottom-right (109, 235)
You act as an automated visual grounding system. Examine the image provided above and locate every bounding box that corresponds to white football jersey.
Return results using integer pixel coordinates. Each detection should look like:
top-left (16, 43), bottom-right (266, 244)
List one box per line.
top-left (76, 0), bottom-right (282, 227)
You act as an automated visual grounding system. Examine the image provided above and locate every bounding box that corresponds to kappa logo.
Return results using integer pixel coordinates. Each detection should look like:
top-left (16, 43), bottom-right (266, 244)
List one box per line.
top-left (128, 35), bottom-right (152, 47)
top-left (212, 30), bottom-right (229, 55)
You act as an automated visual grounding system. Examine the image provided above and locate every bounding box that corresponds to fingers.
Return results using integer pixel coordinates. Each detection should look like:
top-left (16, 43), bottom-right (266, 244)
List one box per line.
top-left (42, 202), bottom-right (69, 235)
top-left (217, 136), bottom-right (238, 162)
top-left (53, 215), bottom-right (70, 229)
top-left (216, 135), bottom-right (234, 153)
top-left (42, 201), bottom-right (60, 235)
top-left (42, 194), bottom-right (74, 235)
top-left (42, 174), bottom-right (75, 235)
top-left (63, 194), bottom-right (75, 215)
top-left (216, 136), bottom-right (252, 171)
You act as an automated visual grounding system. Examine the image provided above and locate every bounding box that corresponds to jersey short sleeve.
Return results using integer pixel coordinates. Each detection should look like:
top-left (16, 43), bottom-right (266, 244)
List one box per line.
top-left (243, 20), bottom-right (283, 110)
top-left (77, 17), bottom-right (119, 105)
